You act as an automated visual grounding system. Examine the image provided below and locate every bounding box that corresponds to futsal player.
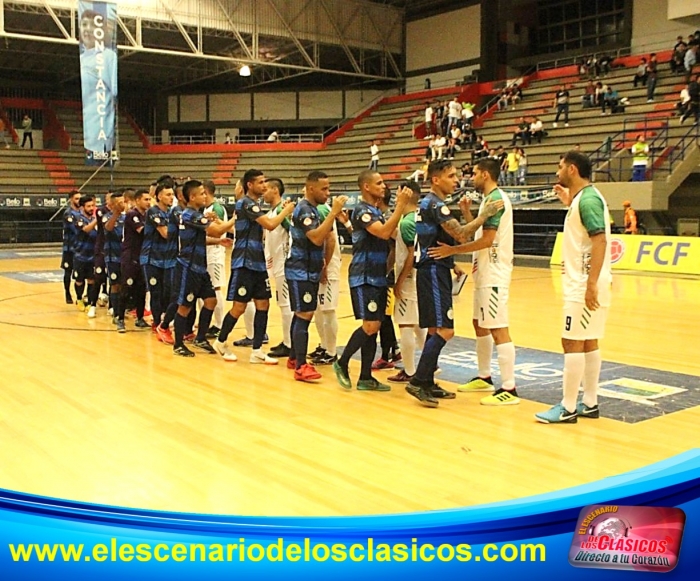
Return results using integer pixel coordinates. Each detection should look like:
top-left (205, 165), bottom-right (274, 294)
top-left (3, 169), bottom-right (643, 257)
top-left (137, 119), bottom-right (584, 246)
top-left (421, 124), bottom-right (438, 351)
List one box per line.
top-left (93, 192), bottom-right (111, 312)
top-left (72, 195), bottom-right (98, 318)
top-left (535, 151), bottom-right (612, 424)
top-left (61, 190), bottom-right (82, 304)
top-left (103, 190), bottom-right (126, 332)
top-left (203, 180), bottom-right (229, 338)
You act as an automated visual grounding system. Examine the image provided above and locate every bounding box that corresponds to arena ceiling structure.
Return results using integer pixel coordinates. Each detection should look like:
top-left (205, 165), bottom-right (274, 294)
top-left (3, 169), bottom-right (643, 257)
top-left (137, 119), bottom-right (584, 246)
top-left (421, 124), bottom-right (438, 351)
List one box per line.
top-left (0, 0), bottom-right (443, 93)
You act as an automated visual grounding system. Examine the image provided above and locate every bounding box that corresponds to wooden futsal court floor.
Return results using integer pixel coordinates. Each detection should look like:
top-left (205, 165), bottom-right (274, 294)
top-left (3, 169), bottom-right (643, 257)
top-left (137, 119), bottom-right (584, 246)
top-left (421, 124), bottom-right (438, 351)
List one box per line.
top-left (0, 249), bottom-right (698, 517)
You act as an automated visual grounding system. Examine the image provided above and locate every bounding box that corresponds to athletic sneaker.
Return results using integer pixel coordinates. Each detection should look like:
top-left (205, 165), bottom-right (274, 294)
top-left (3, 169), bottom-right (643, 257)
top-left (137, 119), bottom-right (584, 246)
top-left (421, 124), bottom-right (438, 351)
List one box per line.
top-left (390, 349), bottom-right (402, 363)
top-left (576, 401), bottom-right (600, 419)
top-left (65, 294), bottom-right (73, 305)
top-left (458, 376), bottom-right (494, 392)
top-left (250, 349), bottom-right (278, 365)
top-left (535, 403), bottom-right (577, 424)
top-left (332, 361), bottom-right (352, 390)
top-left (173, 345), bottom-right (195, 358)
top-left (295, 363), bottom-right (322, 382)
top-left (312, 352), bottom-right (337, 365)
top-left (205, 325), bottom-right (221, 340)
top-left (193, 339), bottom-right (216, 354)
top-left (112, 316), bottom-right (119, 325)
top-left (431, 384), bottom-right (456, 399)
top-left (76, 298), bottom-right (88, 312)
top-left (87, 306), bottom-right (96, 318)
top-left (156, 326), bottom-right (174, 345)
top-left (233, 336), bottom-right (254, 347)
top-left (405, 382), bottom-right (439, 408)
top-left (387, 370), bottom-right (414, 383)
top-left (213, 340), bottom-right (237, 362)
top-left (481, 388), bottom-right (520, 406)
top-left (134, 318), bottom-right (150, 329)
top-left (269, 342), bottom-right (291, 358)
top-left (183, 332), bottom-right (196, 342)
top-left (151, 323), bottom-right (158, 334)
top-left (371, 358), bottom-right (395, 370)
top-left (309, 345), bottom-right (325, 359)
top-left (116, 319), bottom-right (126, 333)
top-left (286, 358), bottom-right (297, 370)
top-left (357, 378), bottom-right (391, 391)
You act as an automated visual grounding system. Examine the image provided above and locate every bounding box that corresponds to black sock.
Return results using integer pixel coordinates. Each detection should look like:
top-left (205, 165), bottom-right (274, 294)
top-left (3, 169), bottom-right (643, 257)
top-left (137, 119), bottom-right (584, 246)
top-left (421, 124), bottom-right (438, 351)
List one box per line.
top-left (360, 332), bottom-right (378, 380)
top-left (109, 291), bottom-right (119, 316)
top-left (252, 310), bottom-right (268, 349)
top-left (290, 315), bottom-right (299, 361)
top-left (292, 317), bottom-right (310, 368)
top-left (75, 282), bottom-right (85, 302)
top-left (87, 283), bottom-right (97, 307)
top-left (161, 302), bottom-right (177, 330)
top-left (63, 270), bottom-right (72, 297)
top-left (218, 312), bottom-right (238, 343)
top-left (380, 316), bottom-right (396, 360)
top-left (135, 283), bottom-right (146, 319)
top-left (339, 327), bottom-right (368, 371)
top-left (186, 305), bottom-right (196, 334)
top-left (196, 308), bottom-right (213, 342)
top-left (414, 333), bottom-right (447, 385)
top-left (174, 313), bottom-right (187, 347)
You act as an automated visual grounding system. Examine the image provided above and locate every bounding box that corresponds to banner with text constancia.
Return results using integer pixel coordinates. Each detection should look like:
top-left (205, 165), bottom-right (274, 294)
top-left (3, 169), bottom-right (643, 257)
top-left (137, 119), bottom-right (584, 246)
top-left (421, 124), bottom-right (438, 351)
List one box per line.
top-left (550, 234), bottom-right (700, 275)
top-left (78, 0), bottom-right (119, 165)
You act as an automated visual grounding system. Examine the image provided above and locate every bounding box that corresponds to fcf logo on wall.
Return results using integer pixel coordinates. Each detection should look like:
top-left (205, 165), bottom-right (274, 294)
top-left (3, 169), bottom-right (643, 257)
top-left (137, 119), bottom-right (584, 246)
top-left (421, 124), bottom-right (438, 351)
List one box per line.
top-left (610, 237), bottom-right (625, 264)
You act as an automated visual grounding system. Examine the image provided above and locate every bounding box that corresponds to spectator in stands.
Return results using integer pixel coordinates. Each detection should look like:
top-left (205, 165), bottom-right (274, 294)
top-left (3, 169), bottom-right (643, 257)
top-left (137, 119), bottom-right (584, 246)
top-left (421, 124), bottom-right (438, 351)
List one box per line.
top-left (647, 53), bottom-right (658, 102)
top-left (623, 201), bottom-right (638, 234)
top-left (224, 132), bottom-right (232, 144)
top-left (582, 80), bottom-right (596, 108)
top-left (552, 85), bottom-right (570, 127)
top-left (586, 55), bottom-right (598, 78)
top-left (473, 136), bottom-right (488, 161)
top-left (511, 117), bottom-right (530, 146)
top-left (450, 123), bottom-right (462, 144)
top-left (503, 147), bottom-right (521, 186)
top-left (684, 45), bottom-right (698, 83)
top-left (447, 97), bottom-right (463, 127)
top-left (425, 102), bottom-right (434, 134)
top-left (579, 57), bottom-right (589, 78)
top-left (267, 130), bottom-right (279, 142)
top-left (463, 124), bottom-right (477, 148)
top-left (369, 139), bottom-right (379, 170)
top-left (529, 116), bottom-right (544, 144)
top-left (460, 162), bottom-right (473, 188)
top-left (20, 114), bottom-right (33, 148)
top-left (601, 86), bottom-right (620, 115)
top-left (598, 54), bottom-right (613, 76)
top-left (517, 147), bottom-right (528, 185)
top-left (0, 117), bottom-right (11, 148)
top-left (461, 102), bottom-right (475, 127)
top-left (630, 134), bottom-right (649, 182)
top-left (633, 58), bottom-right (648, 87)
top-left (594, 81), bottom-right (606, 107)
top-left (680, 74), bottom-right (700, 125)
top-left (425, 136), bottom-right (435, 161)
top-left (496, 145), bottom-right (508, 184)
top-left (672, 36), bottom-right (688, 74)
top-left (510, 83), bottom-right (523, 108)
top-left (408, 160), bottom-right (429, 184)
top-left (676, 86), bottom-right (691, 117)
top-left (445, 137), bottom-right (458, 160)
top-left (497, 89), bottom-right (509, 111)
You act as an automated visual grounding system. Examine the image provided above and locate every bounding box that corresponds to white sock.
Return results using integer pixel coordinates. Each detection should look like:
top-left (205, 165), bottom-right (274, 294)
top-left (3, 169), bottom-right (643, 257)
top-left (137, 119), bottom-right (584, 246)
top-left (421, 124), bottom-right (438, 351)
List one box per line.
top-left (583, 350), bottom-right (602, 407)
top-left (476, 334), bottom-right (494, 378)
top-left (415, 326), bottom-right (427, 350)
top-left (400, 326), bottom-right (418, 376)
top-left (281, 305), bottom-right (293, 348)
top-left (323, 310), bottom-right (338, 356)
top-left (496, 342), bottom-right (516, 390)
top-left (213, 289), bottom-right (225, 329)
top-left (243, 302), bottom-right (255, 338)
top-left (562, 353), bottom-right (585, 413)
top-left (314, 310), bottom-right (326, 351)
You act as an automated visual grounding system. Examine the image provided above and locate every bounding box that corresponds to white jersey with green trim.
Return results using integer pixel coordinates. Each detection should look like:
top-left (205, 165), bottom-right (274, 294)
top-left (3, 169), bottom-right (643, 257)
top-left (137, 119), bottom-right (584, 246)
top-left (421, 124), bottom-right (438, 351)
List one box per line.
top-left (205, 202), bottom-right (227, 264)
top-left (394, 211), bottom-right (417, 300)
top-left (264, 204), bottom-right (291, 279)
top-left (472, 188), bottom-right (513, 289)
top-left (317, 203), bottom-right (341, 281)
top-left (563, 185), bottom-right (612, 306)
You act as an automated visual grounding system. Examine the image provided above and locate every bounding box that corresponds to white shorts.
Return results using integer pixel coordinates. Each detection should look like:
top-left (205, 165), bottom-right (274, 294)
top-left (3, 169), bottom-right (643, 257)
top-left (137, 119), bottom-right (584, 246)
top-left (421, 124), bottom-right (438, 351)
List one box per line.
top-left (275, 275), bottom-right (290, 309)
top-left (317, 279), bottom-right (340, 311)
top-left (207, 260), bottom-right (225, 289)
top-left (394, 296), bottom-right (419, 326)
top-left (562, 302), bottom-right (608, 341)
top-left (473, 286), bottom-right (510, 329)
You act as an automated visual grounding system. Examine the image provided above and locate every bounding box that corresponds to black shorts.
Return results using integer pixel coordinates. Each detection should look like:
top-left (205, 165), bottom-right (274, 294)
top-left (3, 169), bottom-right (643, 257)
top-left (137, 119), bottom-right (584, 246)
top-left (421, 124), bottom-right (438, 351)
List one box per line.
top-left (121, 261), bottom-right (144, 288)
top-left (72, 259), bottom-right (94, 283)
top-left (350, 284), bottom-right (387, 322)
top-left (106, 261), bottom-right (121, 284)
top-left (417, 264), bottom-right (454, 329)
top-left (226, 267), bottom-right (271, 302)
top-left (60, 250), bottom-right (73, 271)
top-left (288, 279), bottom-right (319, 313)
top-left (143, 264), bottom-right (169, 293)
top-left (93, 254), bottom-right (106, 279)
top-left (173, 263), bottom-right (215, 307)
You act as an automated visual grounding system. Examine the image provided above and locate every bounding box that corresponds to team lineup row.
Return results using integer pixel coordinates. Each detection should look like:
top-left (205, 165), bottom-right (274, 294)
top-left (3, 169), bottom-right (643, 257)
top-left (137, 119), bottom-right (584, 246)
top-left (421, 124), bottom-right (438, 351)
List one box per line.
top-left (59, 153), bottom-right (612, 423)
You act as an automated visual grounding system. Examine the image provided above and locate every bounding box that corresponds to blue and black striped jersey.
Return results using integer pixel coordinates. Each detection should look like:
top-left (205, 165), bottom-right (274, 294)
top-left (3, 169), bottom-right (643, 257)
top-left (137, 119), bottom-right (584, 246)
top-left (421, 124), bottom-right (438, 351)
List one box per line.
top-left (177, 207), bottom-right (211, 275)
top-left (140, 206), bottom-right (175, 268)
top-left (231, 195), bottom-right (266, 272)
top-left (415, 192), bottom-right (455, 270)
top-left (285, 199), bottom-right (323, 282)
top-left (348, 200), bottom-right (387, 289)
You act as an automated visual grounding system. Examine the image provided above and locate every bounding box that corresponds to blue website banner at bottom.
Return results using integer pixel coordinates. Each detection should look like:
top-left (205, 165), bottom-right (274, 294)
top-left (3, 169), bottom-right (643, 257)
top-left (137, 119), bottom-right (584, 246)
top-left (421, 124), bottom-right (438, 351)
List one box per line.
top-left (1, 450), bottom-right (699, 579)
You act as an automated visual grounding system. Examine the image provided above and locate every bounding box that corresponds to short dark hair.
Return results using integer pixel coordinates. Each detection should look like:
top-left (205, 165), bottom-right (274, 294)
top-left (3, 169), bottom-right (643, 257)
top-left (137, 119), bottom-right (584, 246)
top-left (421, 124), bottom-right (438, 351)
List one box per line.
top-left (203, 180), bottom-right (216, 195)
top-left (399, 180), bottom-right (421, 202)
top-left (562, 151), bottom-right (592, 180)
top-left (242, 169), bottom-right (264, 193)
top-left (357, 169), bottom-right (378, 188)
top-left (111, 190), bottom-right (123, 199)
top-left (182, 180), bottom-right (203, 202)
top-left (134, 188), bottom-right (150, 200)
top-left (154, 182), bottom-right (173, 200)
top-left (69, 189), bottom-right (81, 198)
top-left (79, 194), bottom-right (94, 207)
top-left (475, 158), bottom-right (501, 182)
top-left (427, 159), bottom-right (453, 180)
top-left (267, 178), bottom-right (285, 195)
top-left (306, 171), bottom-right (328, 185)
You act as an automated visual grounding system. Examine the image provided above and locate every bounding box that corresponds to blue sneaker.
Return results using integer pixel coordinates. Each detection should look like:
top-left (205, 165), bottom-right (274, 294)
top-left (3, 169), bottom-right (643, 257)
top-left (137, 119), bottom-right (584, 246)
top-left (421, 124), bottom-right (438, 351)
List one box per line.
top-left (535, 403), bottom-right (577, 424)
top-left (576, 401), bottom-right (600, 419)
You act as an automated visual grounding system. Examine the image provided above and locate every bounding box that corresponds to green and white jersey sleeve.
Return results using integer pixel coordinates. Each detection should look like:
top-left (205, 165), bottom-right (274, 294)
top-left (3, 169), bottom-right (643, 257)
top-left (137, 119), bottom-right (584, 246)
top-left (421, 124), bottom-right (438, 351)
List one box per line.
top-left (205, 202), bottom-right (228, 263)
top-left (395, 211), bottom-right (417, 299)
top-left (317, 203), bottom-right (341, 281)
top-left (472, 189), bottom-right (513, 289)
top-left (264, 203), bottom-right (291, 278)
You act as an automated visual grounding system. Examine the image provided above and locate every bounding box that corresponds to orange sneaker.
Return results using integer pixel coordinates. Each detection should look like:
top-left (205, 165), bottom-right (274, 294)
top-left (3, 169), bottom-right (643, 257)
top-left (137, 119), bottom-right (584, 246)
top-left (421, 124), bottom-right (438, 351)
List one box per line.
top-left (294, 363), bottom-right (322, 382)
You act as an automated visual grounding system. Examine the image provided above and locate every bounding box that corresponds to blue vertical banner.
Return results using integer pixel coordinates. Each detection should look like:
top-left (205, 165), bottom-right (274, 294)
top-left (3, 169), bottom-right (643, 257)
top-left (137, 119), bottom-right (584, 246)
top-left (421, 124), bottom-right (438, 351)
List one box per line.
top-left (78, 0), bottom-right (119, 165)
